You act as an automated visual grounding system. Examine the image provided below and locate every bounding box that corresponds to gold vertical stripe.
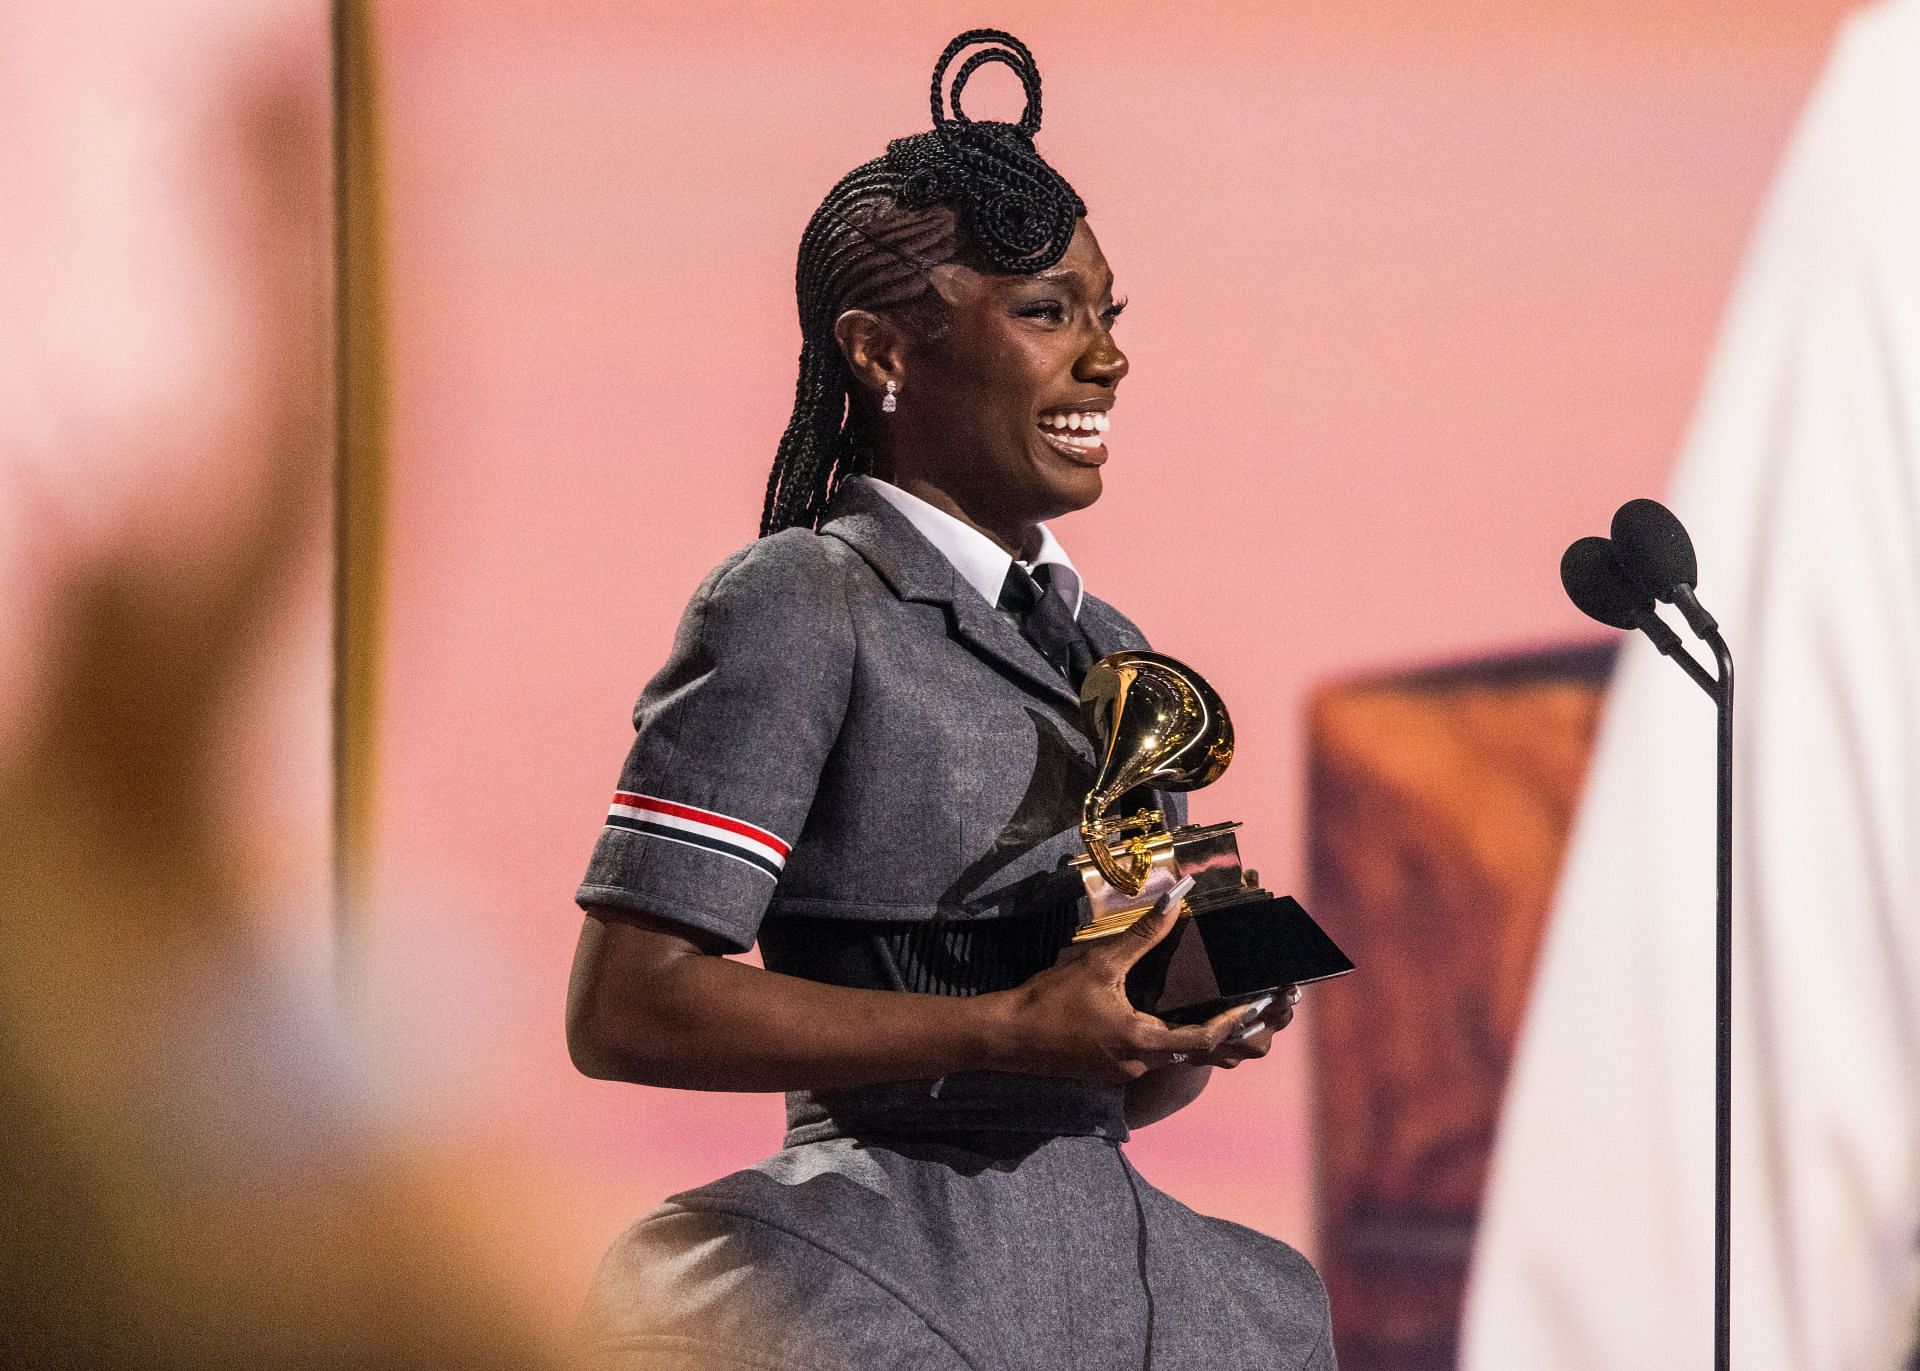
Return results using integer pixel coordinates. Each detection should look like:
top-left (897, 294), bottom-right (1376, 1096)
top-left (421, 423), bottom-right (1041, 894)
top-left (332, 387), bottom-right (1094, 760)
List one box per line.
top-left (332, 0), bottom-right (387, 969)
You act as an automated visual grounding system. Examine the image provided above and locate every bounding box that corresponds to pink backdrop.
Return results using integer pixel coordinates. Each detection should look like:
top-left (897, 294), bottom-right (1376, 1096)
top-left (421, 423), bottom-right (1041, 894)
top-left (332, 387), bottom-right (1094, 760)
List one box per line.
top-left (363, 0), bottom-right (1853, 1324)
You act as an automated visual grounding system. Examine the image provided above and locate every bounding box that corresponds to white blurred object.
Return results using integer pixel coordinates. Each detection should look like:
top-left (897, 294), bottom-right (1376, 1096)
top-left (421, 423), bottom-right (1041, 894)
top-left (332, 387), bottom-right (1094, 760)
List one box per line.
top-left (1463, 2), bottom-right (1920, 1368)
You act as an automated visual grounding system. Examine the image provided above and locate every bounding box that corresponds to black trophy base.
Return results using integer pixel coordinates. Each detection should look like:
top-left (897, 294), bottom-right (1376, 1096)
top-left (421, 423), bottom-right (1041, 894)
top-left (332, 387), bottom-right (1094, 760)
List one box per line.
top-left (1125, 894), bottom-right (1355, 1025)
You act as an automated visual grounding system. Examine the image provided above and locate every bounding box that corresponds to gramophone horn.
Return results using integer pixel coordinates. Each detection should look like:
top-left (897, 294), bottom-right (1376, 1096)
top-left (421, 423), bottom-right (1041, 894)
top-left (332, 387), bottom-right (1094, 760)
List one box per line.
top-left (1079, 652), bottom-right (1234, 894)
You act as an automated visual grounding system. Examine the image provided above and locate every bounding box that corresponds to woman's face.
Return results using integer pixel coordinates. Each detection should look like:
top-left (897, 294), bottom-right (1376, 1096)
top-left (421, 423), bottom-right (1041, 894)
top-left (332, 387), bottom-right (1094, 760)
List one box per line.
top-left (887, 218), bottom-right (1128, 550)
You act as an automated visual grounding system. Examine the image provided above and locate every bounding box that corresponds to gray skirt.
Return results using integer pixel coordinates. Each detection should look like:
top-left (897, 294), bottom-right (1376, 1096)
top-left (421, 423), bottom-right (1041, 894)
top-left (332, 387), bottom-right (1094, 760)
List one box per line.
top-left (578, 1074), bottom-right (1335, 1371)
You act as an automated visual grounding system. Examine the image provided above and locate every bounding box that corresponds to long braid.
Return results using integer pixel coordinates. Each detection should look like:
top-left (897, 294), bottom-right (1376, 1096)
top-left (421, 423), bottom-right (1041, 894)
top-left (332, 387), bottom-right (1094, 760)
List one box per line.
top-left (760, 29), bottom-right (1087, 535)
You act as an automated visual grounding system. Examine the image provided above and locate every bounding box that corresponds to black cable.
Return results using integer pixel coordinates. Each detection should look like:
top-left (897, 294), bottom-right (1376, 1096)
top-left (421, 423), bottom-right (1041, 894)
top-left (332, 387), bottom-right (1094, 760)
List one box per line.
top-left (1117, 1146), bottom-right (1156, 1371)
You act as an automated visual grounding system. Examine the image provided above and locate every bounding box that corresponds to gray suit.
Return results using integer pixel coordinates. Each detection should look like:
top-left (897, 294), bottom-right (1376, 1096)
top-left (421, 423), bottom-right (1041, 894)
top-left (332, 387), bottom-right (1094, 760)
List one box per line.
top-left (575, 479), bottom-right (1334, 1370)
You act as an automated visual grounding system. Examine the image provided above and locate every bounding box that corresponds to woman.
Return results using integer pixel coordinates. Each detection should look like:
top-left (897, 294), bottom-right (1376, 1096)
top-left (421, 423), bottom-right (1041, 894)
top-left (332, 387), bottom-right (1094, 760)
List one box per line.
top-left (566, 30), bottom-right (1335, 1371)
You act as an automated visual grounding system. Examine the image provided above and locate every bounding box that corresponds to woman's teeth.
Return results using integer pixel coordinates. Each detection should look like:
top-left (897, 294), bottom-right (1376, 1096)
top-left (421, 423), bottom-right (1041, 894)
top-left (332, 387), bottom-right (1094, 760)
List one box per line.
top-left (1036, 411), bottom-right (1110, 453)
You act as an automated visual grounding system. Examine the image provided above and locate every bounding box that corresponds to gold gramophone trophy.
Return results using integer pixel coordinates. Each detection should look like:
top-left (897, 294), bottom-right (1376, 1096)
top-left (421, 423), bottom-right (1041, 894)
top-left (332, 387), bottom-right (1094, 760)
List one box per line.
top-left (1070, 651), bottom-right (1353, 1022)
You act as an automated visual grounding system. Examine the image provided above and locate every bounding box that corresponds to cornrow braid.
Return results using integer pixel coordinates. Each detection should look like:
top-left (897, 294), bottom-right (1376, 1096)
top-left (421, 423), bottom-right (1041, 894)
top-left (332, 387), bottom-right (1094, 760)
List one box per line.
top-left (760, 29), bottom-right (1088, 536)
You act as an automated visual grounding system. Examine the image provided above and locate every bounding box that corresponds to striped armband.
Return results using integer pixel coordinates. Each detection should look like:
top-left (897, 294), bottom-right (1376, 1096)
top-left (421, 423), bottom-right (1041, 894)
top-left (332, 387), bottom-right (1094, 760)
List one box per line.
top-left (603, 792), bottom-right (790, 881)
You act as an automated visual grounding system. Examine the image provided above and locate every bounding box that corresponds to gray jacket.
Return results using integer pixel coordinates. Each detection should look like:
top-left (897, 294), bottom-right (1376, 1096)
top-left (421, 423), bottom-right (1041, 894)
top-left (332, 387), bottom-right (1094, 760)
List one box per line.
top-left (577, 477), bottom-right (1182, 952)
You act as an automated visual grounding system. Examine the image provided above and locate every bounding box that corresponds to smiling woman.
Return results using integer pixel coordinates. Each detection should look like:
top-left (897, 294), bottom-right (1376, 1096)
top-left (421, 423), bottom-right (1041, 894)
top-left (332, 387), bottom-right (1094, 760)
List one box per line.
top-left (564, 29), bottom-right (1333, 1371)
top-left (836, 221), bottom-right (1127, 548)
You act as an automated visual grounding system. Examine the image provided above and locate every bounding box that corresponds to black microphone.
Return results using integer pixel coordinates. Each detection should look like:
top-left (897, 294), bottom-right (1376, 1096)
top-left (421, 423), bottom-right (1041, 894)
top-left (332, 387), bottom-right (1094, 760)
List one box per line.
top-left (1561, 536), bottom-right (1645, 629)
top-left (1611, 498), bottom-right (1718, 638)
top-left (1559, 502), bottom-right (1737, 1371)
top-left (1560, 535), bottom-right (1690, 661)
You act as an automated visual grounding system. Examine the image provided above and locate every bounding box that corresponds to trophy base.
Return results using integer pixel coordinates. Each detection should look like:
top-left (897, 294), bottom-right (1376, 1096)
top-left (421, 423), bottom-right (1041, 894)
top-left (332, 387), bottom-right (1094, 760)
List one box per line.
top-left (1124, 893), bottom-right (1355, 1025)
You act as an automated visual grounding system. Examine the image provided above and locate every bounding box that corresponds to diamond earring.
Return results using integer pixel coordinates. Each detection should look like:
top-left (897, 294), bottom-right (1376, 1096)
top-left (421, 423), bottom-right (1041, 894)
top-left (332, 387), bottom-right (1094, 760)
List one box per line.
top-left (882, 380), bottom-right (898, 414)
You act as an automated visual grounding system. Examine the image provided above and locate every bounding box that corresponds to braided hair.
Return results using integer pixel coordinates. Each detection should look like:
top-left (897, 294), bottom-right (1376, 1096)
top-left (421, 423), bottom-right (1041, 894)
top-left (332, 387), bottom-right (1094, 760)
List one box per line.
top-left (759, 29), bottom-right (1088, 536)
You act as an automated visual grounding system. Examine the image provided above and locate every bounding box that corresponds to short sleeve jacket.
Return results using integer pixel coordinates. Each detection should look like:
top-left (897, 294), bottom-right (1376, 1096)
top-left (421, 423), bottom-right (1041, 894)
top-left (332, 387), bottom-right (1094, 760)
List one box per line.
top-left (576, 478), bottom-right (1183, 959)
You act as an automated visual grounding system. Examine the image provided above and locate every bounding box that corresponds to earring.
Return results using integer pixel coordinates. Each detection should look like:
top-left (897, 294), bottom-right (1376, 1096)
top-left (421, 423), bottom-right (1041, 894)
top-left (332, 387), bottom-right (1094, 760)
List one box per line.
top-left (882, 380), bottom-right (898, 414)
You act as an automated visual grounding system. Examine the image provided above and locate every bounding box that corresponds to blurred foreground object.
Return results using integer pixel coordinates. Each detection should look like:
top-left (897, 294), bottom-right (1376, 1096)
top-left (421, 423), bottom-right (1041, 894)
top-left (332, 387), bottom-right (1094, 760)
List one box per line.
top-left (1464, 2), bottom-right (1920, 1367)
top-left (1309, 646), bottom-right (1612, 1369)
top-left (0, 3), bottom-right (551, 1365)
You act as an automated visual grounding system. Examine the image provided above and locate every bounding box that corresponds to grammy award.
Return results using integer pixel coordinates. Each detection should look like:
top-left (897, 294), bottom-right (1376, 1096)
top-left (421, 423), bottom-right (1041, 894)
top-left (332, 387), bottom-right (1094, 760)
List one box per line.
top-left (1070, 651), bottom-right (1354, 1023)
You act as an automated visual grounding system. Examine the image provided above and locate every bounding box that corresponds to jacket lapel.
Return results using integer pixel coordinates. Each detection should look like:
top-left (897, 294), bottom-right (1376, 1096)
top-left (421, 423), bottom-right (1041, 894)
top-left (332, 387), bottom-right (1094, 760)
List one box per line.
top-left (820, 480), bottom-right (1083, 710)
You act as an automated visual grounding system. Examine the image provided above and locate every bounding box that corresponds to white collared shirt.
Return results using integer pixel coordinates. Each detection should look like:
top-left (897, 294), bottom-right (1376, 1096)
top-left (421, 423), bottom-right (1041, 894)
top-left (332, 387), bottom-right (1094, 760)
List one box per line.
top-left (856, 475), bottom-right (1084, 619)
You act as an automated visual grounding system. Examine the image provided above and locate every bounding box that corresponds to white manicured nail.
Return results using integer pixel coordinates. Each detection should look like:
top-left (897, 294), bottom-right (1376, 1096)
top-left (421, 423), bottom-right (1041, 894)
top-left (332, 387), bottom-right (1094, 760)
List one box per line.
top-left (1229, 995), bottom-right (1276, 1041)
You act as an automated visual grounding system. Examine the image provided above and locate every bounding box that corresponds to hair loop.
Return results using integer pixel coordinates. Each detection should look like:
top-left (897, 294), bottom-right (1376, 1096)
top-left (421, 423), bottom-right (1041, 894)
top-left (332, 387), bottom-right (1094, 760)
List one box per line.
top-left (932, 31), bottom-right (1044, 136)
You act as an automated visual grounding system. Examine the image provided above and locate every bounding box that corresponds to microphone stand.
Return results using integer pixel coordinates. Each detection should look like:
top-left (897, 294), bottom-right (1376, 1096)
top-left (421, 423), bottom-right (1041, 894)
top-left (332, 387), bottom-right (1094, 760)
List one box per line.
top-left (1637, 587), bottom-right (1734, 1371)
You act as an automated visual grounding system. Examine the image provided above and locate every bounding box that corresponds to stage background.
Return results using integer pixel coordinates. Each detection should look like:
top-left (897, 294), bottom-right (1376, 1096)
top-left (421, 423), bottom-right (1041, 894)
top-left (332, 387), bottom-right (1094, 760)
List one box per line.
top-left (350, 0), bottom-right (1856, 1327)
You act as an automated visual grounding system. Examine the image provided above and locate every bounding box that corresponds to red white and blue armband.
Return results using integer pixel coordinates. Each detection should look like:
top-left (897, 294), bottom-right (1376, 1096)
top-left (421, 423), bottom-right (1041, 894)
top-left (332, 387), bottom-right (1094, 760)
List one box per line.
top-left (602, 791), bottom-right (790, 882)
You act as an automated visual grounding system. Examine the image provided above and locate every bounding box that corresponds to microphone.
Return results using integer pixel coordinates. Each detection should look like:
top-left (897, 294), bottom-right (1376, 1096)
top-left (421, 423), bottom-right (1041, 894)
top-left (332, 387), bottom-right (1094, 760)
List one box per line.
top-left (1560, 535), bottom-right (1690, 661)
top-left (1610, 498), bottom-right (1718, 638)
top-left (1557, 501), bottom-right (1737, 1371)
top-left (1561, 536), bottom-right (1647, 629)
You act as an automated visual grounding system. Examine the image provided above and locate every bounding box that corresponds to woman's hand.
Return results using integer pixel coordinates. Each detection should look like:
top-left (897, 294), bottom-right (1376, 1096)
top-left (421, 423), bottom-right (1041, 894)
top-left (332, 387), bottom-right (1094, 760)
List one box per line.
top-left (1194, 985), bottom-right (1299, 1068)
top-left (1120, 983), bottom-right (1302, 1126)
top-left (984, 877), bottom-right (1262, 1085)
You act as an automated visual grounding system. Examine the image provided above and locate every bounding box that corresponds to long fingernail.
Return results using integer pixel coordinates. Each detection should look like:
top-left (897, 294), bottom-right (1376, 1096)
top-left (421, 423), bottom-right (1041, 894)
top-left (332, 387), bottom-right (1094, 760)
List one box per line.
top-left (1154, 876), bottom-right (1195, 915)
top-left (1228, 995), bottom-right (1276, 1042)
